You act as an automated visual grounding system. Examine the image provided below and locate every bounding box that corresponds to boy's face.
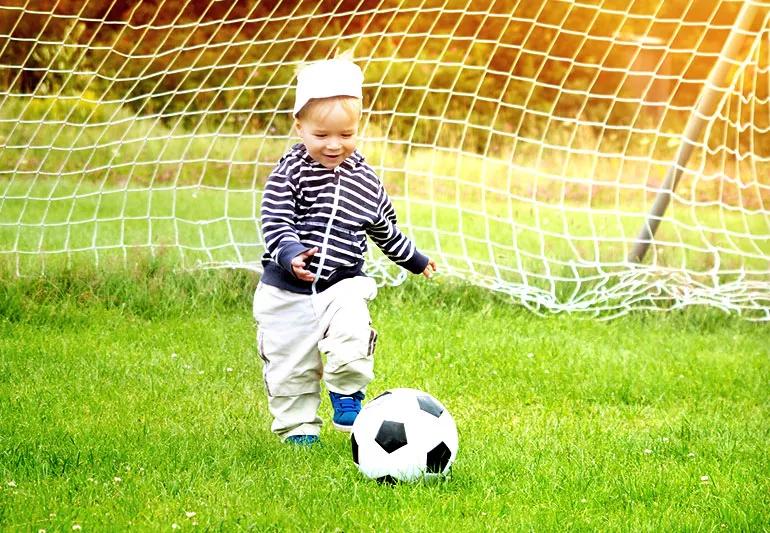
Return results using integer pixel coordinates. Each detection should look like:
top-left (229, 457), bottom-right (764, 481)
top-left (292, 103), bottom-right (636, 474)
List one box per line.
top-left (295, 100), bottom-right (359, 169)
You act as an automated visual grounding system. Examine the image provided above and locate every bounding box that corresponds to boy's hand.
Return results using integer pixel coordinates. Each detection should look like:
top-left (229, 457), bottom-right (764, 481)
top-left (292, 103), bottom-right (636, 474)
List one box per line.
top-left (291, 247), bottom-right (318, 282)
top-left (422, 258), bottom-right (437, 279)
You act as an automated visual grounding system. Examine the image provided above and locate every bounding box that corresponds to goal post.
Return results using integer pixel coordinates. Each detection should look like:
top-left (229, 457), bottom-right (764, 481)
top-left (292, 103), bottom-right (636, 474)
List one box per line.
top-left (0, 0), bottom-right (769, 319)
top-left (629, 0), bottom-right (767, 263)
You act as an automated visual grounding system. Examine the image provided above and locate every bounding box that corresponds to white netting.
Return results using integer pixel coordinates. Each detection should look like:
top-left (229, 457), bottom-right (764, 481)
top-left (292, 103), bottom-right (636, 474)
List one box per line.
top-left (0, 0), bottom-right (769, 318)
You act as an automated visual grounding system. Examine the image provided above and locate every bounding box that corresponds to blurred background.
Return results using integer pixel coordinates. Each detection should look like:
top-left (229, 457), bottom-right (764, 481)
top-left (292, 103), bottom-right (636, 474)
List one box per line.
top-left (1, 0), bottom-right (768, 315)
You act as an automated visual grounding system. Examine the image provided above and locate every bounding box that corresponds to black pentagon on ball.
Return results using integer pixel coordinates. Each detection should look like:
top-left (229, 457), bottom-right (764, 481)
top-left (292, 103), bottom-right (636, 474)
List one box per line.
top-left (375, 420), bottom-right (407, 453)
top-left (417, 395), bottom-right (444, 418)
top-left (351, 433), bottom-right (359, 465)
top-left (426, 441), bottom-right (452, 473)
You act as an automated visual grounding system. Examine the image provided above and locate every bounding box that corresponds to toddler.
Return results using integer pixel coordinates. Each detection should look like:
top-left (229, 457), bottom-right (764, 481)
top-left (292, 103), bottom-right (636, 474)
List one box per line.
top-left (254, 57), bottom-right (436, 445)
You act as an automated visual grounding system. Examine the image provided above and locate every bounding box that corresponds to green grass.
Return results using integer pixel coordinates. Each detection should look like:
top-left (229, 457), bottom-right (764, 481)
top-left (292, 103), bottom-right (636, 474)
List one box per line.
top-left (2, 267), bottom-right (769, 530)
top-left (3, 175), bottom-right (769, 289)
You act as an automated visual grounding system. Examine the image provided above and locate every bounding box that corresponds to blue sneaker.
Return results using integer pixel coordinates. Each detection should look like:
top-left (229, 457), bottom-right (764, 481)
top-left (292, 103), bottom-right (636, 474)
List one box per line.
top-left (329, 391), bottom-right (365, 432)
top-left (285, 435), bottom-right (320, 446)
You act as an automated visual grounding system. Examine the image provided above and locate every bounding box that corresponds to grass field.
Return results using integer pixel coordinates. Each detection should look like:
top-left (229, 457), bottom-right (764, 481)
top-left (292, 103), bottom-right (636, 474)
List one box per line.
top-left (1, 266), bottom-right (769, 531)
top-left (2, 97), bottom-right (769, 529)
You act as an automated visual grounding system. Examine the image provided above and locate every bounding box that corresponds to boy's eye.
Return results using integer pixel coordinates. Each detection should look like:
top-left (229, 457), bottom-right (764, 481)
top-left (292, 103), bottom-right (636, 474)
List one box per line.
top-left (342, 134), bottom-right (353, 138)
top-left (314, 134), bottom-right (327, 138)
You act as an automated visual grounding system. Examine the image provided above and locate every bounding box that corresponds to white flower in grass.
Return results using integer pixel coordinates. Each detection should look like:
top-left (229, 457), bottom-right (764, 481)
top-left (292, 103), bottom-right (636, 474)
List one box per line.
top-left (6, 480), bottom-right (16, 488)
top-left (72, 525), bottom-right (82, 531)
top-left (172, 523), bottom-right (180, 530)
top-left (643, 448), bottom-right (653, 455)
top-left (171, 353), bottom-right (178, 359)
top-left (688, 452), bottom-right (696, 458)
top-left (526, 352), bottom-right (534, 359)
top-left (661, 437), bottom-right (669, 443)
top-left (39, 529), bottom-right (46, 533)
top-left (113, 476), bottom-right (122, 483)
top-left (226, 367), bottom-right (233, 373)
top-left (185, 511), bottom-right (196, 518)
top-left (700, 475), bottom-right (710, 483)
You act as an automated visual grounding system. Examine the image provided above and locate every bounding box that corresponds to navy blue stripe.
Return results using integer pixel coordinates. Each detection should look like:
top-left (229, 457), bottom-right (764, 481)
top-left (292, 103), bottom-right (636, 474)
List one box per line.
top-left (260, 143), bottom-right (428, 292)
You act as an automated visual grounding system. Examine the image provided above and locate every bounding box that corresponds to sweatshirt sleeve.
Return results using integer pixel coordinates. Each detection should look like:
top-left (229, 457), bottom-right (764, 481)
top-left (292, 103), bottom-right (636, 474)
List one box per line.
top-left (260, 167), bottom-right (309, 274)
top-left (367, 184), bottom-right (429, 274)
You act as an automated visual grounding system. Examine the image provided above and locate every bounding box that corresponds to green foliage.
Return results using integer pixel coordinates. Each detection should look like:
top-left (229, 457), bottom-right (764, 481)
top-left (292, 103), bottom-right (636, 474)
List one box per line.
top-left (2, 0), bottom-right (738, 143)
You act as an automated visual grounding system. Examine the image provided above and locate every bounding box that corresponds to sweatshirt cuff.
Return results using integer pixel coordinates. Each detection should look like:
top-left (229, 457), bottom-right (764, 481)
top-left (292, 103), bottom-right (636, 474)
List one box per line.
top-left (277, 242), bottom-right (312, 274)
top-left (402, 249), bottom-right (430, 275)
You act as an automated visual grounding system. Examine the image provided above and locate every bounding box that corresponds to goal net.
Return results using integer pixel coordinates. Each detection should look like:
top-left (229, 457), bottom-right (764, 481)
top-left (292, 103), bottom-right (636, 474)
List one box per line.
top-left (1, 0), bottom-right (769, 318)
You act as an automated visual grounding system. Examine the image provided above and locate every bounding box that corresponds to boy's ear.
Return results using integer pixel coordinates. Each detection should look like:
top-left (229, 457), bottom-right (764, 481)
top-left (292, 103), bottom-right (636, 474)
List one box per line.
top-left (294, 119), bottom-right (302, 134)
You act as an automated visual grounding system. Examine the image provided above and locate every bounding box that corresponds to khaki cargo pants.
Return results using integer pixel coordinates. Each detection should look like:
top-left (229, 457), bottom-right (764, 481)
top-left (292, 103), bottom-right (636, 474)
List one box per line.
top-left (252, 276), bottom-right (378, 440)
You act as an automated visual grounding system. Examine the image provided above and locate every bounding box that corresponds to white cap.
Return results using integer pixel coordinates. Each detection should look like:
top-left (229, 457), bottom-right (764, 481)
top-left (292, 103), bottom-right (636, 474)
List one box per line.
top-left (293, 58), bottom-right (363, 118)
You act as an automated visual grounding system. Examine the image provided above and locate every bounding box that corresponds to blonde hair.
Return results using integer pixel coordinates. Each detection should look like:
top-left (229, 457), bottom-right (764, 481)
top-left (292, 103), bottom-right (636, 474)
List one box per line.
top-left (295, 95), bottom-right (361, 122)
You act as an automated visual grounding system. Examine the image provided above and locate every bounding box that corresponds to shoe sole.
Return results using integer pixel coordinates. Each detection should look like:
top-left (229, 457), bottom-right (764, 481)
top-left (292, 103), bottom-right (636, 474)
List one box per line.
top-left (333, 422), bottom-right (354, 433)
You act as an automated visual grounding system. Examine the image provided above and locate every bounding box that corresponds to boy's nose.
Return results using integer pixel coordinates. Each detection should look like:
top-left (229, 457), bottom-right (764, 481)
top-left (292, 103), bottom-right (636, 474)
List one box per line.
top-left (327, 139), bottom-right (342, 150)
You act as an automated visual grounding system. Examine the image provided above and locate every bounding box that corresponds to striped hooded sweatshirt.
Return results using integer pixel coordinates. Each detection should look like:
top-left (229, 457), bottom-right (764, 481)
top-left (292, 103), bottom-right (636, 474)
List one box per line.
top-left (260, 144), bottom-right (429, 294)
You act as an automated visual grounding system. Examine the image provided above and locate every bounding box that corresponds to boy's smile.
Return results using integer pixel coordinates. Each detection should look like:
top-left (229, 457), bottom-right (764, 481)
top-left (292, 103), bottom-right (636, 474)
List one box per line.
top-left (295, 100), bottom-right (359, 169)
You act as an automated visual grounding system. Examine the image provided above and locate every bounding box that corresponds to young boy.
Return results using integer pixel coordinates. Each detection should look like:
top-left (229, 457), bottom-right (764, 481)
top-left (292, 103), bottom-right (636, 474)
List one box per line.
top-left (253, 57), bottom-right (436, 445)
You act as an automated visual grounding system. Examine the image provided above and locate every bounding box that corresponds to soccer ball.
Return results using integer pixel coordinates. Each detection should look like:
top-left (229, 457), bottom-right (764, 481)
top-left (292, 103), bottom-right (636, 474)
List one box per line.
top-left (350, 388), bottom-right (459, 482)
